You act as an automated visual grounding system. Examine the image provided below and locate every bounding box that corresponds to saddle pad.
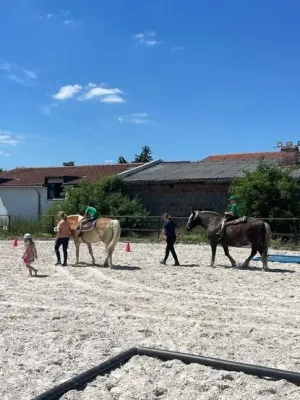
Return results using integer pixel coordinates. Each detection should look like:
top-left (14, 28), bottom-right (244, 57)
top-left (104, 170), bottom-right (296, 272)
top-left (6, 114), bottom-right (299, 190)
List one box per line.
top-left (252, 254), bottom-right (300, 264)
top-left (81, 219), bottom-right (98, 232)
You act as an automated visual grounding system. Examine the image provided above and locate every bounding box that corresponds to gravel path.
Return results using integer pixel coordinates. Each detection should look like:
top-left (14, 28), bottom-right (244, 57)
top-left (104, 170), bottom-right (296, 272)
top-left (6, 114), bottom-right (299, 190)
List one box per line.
top-left (1, 240), bottom-right (300, 399)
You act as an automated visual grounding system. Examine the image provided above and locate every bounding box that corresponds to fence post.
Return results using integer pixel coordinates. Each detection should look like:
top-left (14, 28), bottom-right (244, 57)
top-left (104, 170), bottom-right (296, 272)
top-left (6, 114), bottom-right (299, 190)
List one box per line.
top-left (8, 215), bottom-right (11, 232)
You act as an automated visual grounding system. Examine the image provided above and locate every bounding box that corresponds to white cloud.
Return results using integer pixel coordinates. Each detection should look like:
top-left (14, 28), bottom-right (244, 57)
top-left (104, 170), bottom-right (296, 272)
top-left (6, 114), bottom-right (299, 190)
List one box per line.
top-left (40, 13), bottom-right (53, 20)
top-left (117, 112), bottom-right (151, 124)
top-left (0, 151), bottom-right (10, 157)
top-left (53, 83), bottom-right (126, 103)
top-left (134, 30), bottom-right (162, 47)
top-left (0, 131), bottom-right (23, 146)
top-left (170, 46), bottom-right (184, 52)
top-left (80, 86), bottom-right (122, 100)
top-left (40, 10), bottom-right (80, 25)
top-left (52, 84), bottom-right (82, 100)
top-left (101, 95), bottom-right (125, 103)
top-left (0, 61), bottom-right (37, 86)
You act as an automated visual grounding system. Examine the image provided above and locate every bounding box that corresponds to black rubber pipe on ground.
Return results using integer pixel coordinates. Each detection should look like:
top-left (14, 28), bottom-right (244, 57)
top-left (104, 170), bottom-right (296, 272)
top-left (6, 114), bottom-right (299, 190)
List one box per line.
top-left (33, 346), bottom-right (300, 399)
top-left (32, 347), bottom-right (138, 400)
top-left (138, 347), bottom-right (300, 385)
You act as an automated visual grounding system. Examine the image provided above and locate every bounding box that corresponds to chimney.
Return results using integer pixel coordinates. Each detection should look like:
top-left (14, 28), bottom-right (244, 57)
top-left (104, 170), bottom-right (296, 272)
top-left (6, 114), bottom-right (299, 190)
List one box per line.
top-left (280, 144), bottom-right (299, 166)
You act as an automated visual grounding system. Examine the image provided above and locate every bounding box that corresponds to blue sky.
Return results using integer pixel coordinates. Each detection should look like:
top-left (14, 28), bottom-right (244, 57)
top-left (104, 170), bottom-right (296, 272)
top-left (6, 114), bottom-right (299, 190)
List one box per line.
top-left (1, 0), bottom-right (300, 168)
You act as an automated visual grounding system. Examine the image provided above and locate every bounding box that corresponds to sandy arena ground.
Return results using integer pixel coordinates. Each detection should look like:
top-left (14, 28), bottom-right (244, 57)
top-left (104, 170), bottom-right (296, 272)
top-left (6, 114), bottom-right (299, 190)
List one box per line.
top-left (1, 240), bottom-right (300, 399)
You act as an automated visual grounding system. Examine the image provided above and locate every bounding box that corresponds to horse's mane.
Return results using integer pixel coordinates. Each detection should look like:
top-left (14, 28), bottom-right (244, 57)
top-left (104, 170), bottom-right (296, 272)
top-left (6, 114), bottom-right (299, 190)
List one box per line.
top-left (196, 210), bottom-right (221, 217)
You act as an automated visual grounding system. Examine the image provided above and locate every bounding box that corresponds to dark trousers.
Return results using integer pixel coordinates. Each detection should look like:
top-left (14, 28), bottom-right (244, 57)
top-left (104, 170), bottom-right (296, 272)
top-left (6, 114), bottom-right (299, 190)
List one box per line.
top-left (55, 238), bottom-right (69, 264)
top-left (164, 236), bottom-right (179, 262)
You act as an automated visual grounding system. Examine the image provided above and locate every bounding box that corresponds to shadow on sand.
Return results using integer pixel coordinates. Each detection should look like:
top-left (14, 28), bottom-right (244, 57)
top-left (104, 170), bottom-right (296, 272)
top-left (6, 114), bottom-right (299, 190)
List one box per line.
top-left (218, 264), bottom-right (295, 274)
top-left (33, 274), bottom-right (49, 278)
top-left (110, 265), bottom-right (141, 271)
top-left (175, 264), bottom-right (199, 268)
top-left (70, 262), bottom-right (141, 271)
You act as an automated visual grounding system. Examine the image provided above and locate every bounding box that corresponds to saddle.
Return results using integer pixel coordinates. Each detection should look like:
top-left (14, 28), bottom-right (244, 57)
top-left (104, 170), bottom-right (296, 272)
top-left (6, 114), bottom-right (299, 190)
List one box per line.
top-left (78, 218), bottom-right (99, 233)
top-left (226, 216), bottom-right (247, 226)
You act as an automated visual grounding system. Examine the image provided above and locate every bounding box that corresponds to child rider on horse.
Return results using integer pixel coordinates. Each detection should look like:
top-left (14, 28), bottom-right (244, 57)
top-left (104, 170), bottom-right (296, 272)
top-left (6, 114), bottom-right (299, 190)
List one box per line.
top-left (78, 202), bottom-right (99, 236)
top-left (216, 195), bottom-right (240, 239)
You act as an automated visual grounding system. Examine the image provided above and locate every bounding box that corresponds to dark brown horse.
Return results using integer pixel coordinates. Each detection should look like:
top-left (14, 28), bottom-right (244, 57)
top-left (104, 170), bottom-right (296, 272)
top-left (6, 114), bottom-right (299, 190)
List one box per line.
top-left (186, 210), bottom-right (271, 270)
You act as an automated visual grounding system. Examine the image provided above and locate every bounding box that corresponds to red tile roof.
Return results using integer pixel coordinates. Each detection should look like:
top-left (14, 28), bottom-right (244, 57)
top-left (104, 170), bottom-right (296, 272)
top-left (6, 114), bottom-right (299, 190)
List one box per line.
top-left (0, 163), bottom-right (143, 187)
top-left (201, 151), bottom-right (282, 162)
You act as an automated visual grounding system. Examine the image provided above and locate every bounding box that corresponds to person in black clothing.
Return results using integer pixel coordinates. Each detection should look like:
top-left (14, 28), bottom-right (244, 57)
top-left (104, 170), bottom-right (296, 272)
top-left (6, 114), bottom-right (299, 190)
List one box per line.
top-left (159, 213), bottom-right (180, 266)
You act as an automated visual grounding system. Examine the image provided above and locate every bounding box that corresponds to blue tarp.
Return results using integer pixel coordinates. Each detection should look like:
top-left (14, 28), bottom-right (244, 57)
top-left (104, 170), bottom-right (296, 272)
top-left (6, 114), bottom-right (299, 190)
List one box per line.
top-left (252, 254), bottom-right (300, 264)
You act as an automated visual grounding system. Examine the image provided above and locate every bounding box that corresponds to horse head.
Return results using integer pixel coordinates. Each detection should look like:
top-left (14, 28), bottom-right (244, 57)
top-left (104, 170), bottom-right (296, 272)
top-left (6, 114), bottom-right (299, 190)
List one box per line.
top-left (186, 209), bottom-right (201, 231)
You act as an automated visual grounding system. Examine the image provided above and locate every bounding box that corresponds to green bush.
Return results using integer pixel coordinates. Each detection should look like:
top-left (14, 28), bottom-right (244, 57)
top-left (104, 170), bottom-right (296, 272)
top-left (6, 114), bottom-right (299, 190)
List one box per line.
top-left (230, 161), bottom-right (300, 234)
top-left (45, 176), bottom-right (149, 231)
top-left (0, 216), bottom-right (54, 238)
top-left (179, 226), bottom-right (209, 244)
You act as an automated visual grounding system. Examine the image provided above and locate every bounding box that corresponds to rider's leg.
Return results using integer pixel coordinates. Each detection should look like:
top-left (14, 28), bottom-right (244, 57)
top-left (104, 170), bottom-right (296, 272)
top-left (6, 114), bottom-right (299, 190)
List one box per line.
top-left (78, 218), bottom-right (86, 235)
top-left (216, 216), bottom-right (229, 237)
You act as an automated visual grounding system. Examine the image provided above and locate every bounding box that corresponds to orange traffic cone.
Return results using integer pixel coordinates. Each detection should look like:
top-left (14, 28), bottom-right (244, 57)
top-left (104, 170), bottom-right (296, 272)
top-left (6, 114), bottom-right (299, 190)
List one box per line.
top-left (12, 237), bottom-right (18, 247)
top-left (125, 241), bottom-right (131, 252)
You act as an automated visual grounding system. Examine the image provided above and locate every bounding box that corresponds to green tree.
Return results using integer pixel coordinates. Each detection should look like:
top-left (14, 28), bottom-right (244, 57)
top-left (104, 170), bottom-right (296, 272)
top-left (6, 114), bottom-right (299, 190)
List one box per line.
top-left (118, 156), bottom-right (128, 164)
top-left (45, 175), bottom-right (148, 230)
top-left (230, 161), bottom-right (300, 235)
top-left (133, 145), bottom-right (153, 163)
top-left (63, 161), bottom-right (75, 166)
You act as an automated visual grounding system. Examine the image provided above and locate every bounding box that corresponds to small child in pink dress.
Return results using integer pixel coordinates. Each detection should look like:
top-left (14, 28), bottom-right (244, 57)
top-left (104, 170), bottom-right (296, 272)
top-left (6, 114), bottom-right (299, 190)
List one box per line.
top-left (22, 233), bottom-right (38, 277)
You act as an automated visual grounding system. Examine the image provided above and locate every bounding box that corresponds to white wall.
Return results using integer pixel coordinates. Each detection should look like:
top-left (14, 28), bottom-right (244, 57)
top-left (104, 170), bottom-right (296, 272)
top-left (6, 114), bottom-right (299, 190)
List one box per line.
top-left (0, 187), bottom-right (59, 219)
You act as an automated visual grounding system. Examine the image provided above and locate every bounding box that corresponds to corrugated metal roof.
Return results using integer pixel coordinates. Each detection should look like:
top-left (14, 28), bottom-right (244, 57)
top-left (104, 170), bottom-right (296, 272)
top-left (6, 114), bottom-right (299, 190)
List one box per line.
top-left (202, 151), bottom-right (282, 162)
top-left (124, 159), bottom-right (281, 183)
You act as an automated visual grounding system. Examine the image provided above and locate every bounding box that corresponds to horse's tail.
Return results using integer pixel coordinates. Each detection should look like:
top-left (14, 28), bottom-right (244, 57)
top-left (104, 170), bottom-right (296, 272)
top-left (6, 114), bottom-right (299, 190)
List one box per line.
top-left (106, 219), bottom-right (121, 254)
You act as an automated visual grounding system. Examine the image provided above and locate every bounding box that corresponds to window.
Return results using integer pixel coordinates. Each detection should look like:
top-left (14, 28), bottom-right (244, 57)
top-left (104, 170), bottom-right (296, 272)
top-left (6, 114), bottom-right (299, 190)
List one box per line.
top-left (46, 177), bottom-right (64, 200)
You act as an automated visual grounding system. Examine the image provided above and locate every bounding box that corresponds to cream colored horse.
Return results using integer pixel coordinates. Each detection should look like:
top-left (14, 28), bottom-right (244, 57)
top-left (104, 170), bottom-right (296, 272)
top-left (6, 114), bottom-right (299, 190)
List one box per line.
top-left (67, 215), bottom-right (121, 267)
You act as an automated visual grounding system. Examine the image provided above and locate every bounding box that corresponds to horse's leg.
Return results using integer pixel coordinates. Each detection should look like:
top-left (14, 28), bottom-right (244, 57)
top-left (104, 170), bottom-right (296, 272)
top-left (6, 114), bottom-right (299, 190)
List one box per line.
top-left (210, 241), bottom-right (217, 268)
top-left (87, 243), bottom-right (95, 265)
top-left (241, 245), bottom-right (257, 269)
top-left (222, 244), bottom-right (237, 267)
top-left (104, 245), bottom-right (113, 268)
top-left (259, 245), bottom-right (269, 271)
top-left (108, 244), bottom-right (114, 268)
top-left (75, 242), bottom-right (80, 265)
top-left (103, 245), bottom-right (109, 268)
